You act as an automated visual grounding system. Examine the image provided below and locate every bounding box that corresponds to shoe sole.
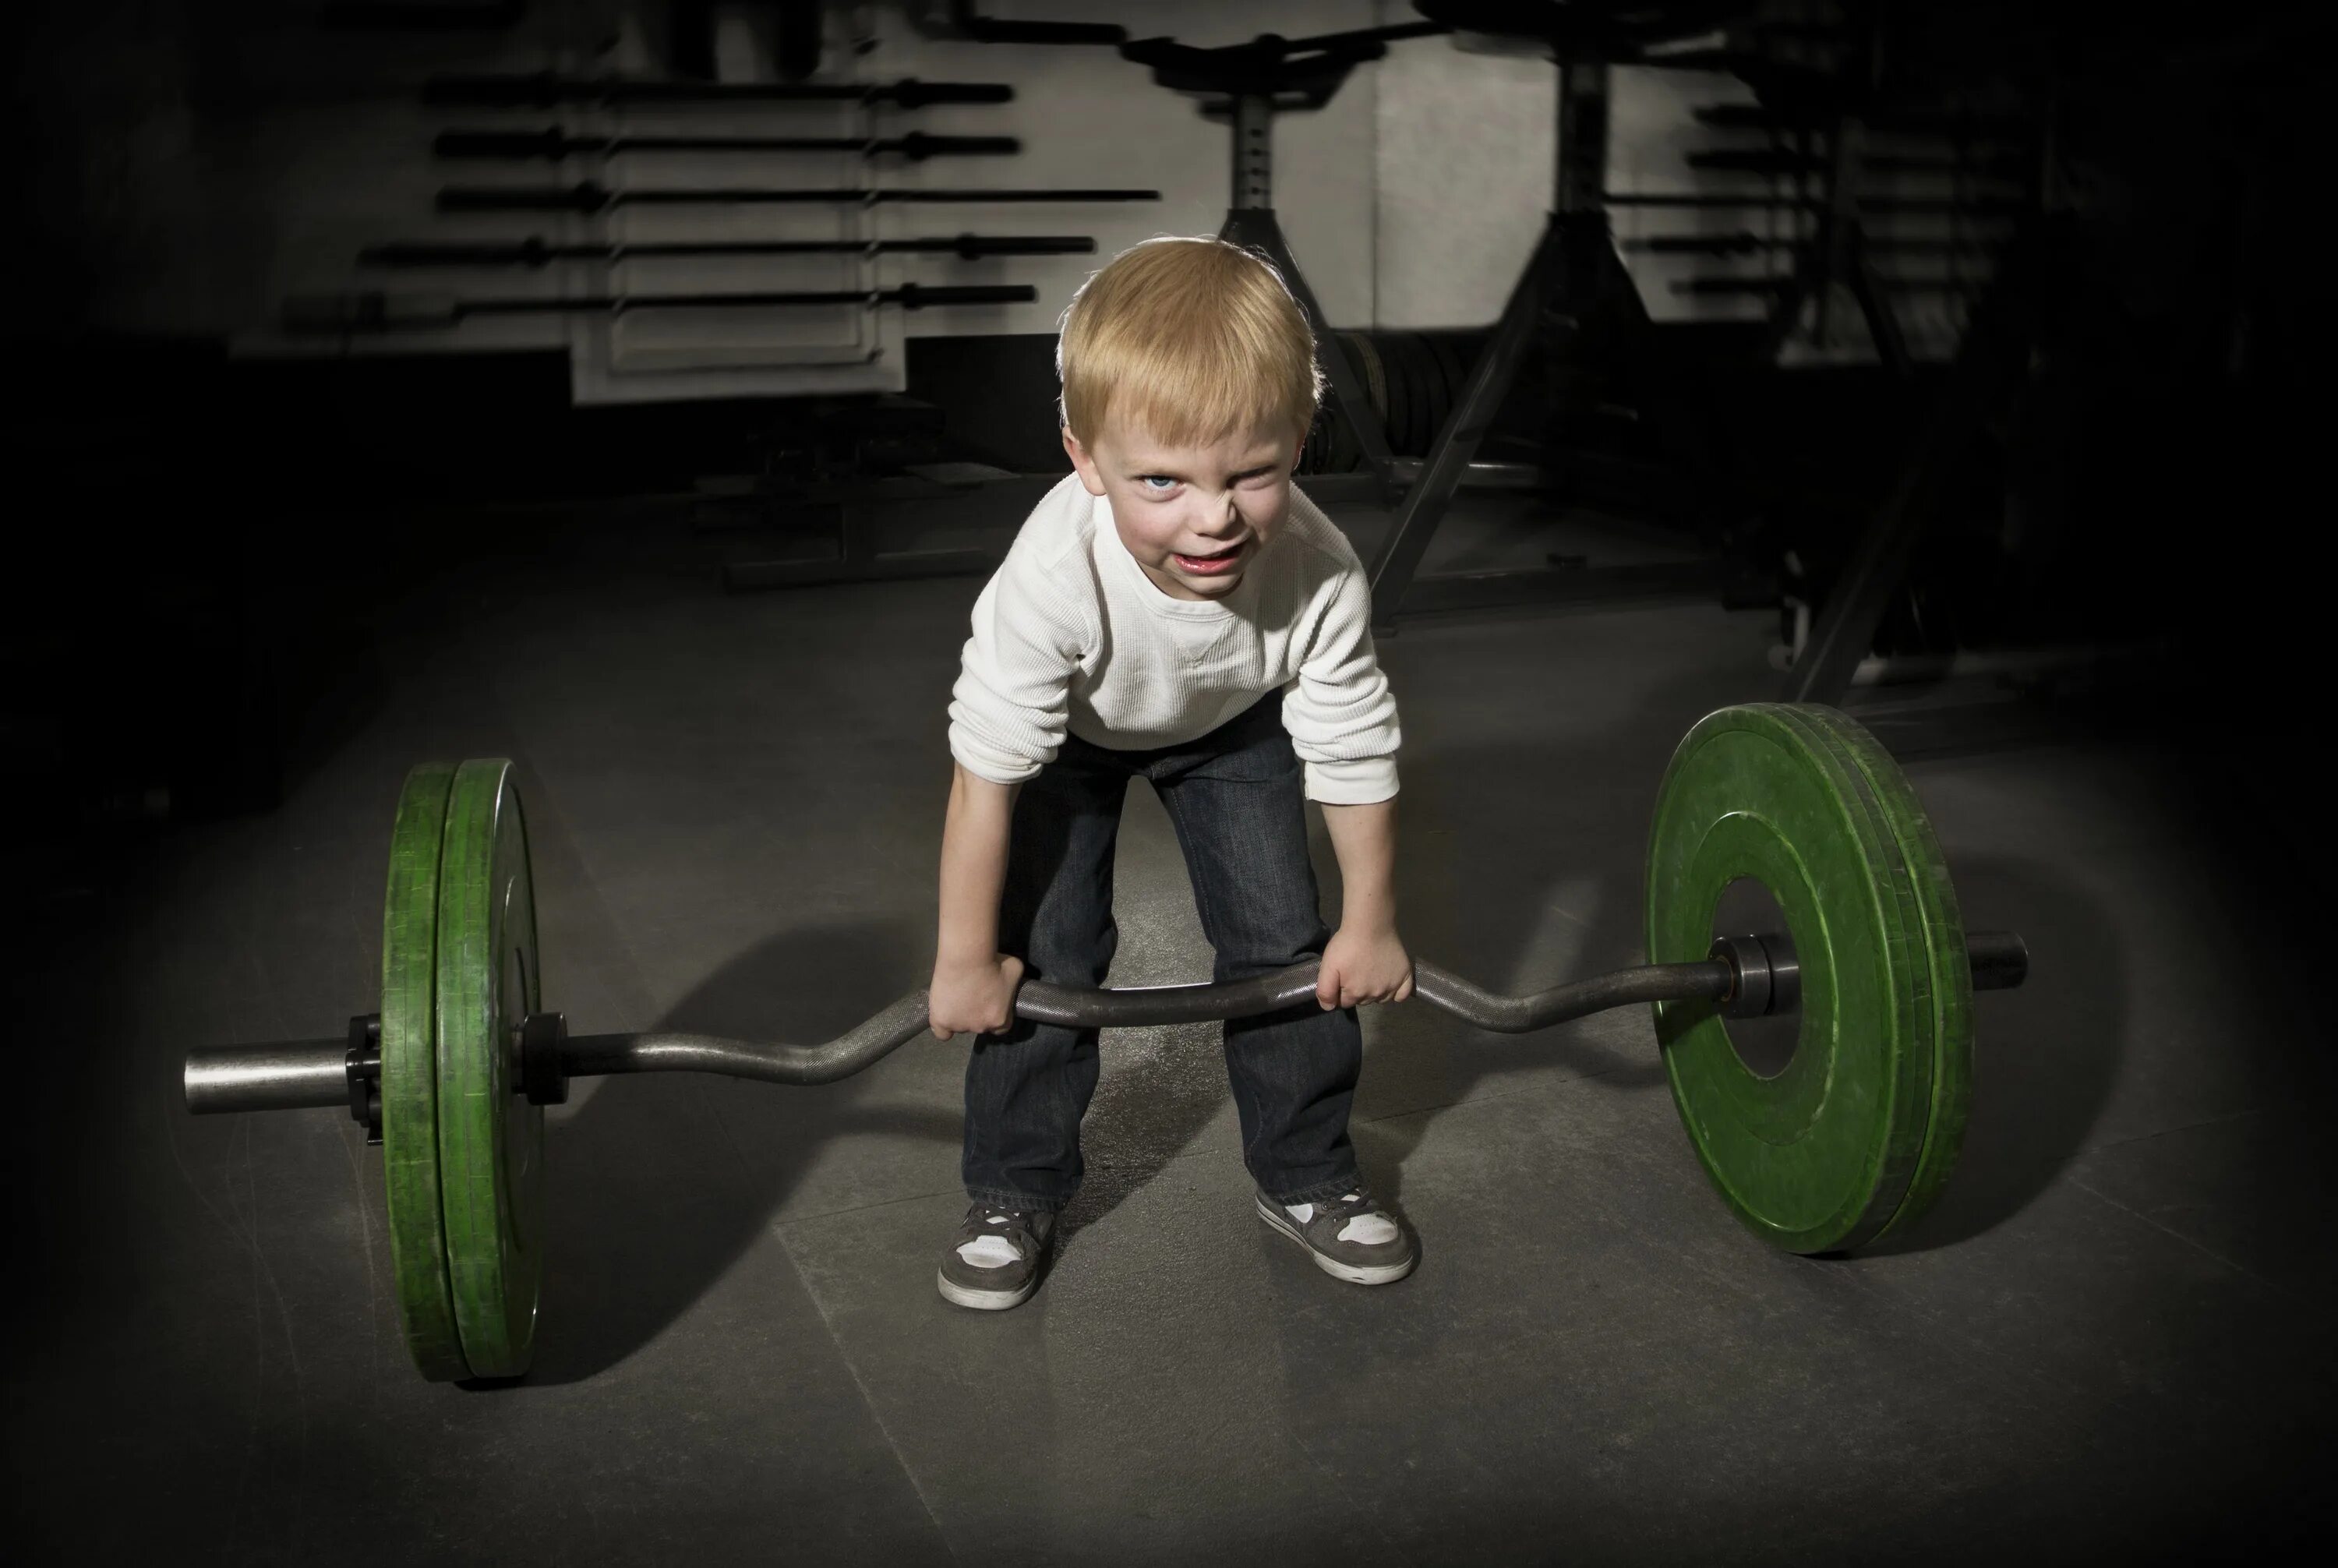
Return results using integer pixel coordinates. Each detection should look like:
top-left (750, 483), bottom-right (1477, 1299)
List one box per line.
top-left (936, 1266), bottom-right (1040, 1311)
top-left (1254, 1195), bottom-right (1417, 1285)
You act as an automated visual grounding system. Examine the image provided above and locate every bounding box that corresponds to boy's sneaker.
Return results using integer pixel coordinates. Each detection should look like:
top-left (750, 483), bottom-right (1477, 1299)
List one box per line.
top-left (1255, 1188), bottom-right (1416, 1284)
top-left (936, 1202), bottom-right (1056, 1310)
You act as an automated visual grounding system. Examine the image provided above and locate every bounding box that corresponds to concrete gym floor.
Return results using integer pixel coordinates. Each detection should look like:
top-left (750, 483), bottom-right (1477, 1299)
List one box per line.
top-left (7, 486), bottom-right (2332, 1565)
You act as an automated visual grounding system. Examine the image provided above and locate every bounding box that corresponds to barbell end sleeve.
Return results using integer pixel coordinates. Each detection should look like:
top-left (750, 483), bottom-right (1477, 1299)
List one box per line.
top-left (1966, 930), bottom-right (2029, 991)
top-left (184, 1040), bottom-right (353, 1114)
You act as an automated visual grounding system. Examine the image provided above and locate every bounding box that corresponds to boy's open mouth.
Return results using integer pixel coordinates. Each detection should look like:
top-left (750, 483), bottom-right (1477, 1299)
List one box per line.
top-left (1172, 542), bottom-right (1245, 574)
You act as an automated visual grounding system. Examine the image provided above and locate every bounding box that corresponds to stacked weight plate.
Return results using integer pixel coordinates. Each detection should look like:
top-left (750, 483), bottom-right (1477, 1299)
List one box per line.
top-left (382, 759), bottom-right (547, 1381)
top-left (1644, 704), bottom-right (1973, 1253)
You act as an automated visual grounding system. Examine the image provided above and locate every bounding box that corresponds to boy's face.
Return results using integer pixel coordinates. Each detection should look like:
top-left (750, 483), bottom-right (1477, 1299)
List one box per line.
top-left (1064, 416), bottom-right (1302, 602)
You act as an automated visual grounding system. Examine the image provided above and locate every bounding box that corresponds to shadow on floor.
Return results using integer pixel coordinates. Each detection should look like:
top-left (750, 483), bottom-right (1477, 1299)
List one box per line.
top-left (1343, 654), bottom-right (2136, 1258)
top-left (509, 651), bottom-right (2134, 1374)
top-left (524, 917), bottom-right (958, 1386)
top-left (1864, 851), bottom-right (2127, 1254)
top-left (1041, 639), bottom-right (1770, 1238)
top-left (1342, 650), bottom-right (1773, 1212)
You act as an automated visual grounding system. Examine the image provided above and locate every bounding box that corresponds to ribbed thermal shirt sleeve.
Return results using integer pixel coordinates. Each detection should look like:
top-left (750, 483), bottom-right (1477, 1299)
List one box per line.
top-left (1281, 551), bottom-right (1400, 804)
top-left (946, 542), bottom-right (1094, 785)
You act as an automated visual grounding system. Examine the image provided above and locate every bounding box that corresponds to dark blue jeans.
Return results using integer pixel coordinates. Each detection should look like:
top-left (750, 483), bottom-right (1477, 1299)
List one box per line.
top-left (963, 692), bottom-right (1365, 1213)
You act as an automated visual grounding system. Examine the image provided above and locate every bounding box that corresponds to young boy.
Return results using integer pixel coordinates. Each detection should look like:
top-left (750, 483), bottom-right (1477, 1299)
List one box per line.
top-left (931, 236), bottom-right (1414, 1310)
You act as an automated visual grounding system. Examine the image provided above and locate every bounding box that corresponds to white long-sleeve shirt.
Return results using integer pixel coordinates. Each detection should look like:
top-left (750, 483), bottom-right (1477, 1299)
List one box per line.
top-left (948, 473), bottom-right (1400, 803)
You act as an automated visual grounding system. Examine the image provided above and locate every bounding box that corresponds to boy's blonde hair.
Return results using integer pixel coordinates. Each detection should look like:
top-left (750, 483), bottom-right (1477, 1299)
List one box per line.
top-left (1057, 236), bottom-right (1322, 450)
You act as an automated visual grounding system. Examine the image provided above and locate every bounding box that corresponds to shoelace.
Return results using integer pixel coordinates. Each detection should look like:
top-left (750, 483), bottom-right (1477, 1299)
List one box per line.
top-left (956, 1206), bottom-right (1040, 1270)
top-left (1311, 1191), bottom-right (1403, 1248)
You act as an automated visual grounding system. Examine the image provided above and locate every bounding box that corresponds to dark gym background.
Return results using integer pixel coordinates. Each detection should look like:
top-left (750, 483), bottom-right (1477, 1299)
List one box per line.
top-left (3, 2), bottom-right (2329, 1564)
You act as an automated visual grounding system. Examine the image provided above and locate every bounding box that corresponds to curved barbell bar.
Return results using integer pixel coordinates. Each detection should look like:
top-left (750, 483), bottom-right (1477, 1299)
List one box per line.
top-left (183, 933), bottom-right (2029, 1116)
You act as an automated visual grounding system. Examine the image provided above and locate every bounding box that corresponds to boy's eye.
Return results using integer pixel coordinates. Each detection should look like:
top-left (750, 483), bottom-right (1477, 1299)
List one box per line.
top-left (1138, 475), bottom-right (1179, 492)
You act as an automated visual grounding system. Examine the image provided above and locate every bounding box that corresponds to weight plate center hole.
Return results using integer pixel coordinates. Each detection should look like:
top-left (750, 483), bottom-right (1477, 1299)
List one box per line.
top-left (1713, 874), bottom-right (1803, 1079)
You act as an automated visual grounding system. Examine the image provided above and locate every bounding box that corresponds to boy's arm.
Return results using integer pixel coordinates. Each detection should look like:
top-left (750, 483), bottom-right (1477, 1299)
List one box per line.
top-left (1279, 532), bottom-right (1401, 808)
top-left (931, 765), bottom-right (1025, 1040)
top-left (1284, 525), bottom-right (1407, 1008)
top-left (1317, 796), bottom-right (1414, 1010)
top-left (938, 514), bottom-right (1097, 1038)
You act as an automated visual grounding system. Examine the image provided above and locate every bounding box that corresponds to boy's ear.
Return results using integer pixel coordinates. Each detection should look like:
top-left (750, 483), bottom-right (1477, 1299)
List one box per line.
top-left (1063, 426), bottom-right (1107, 496)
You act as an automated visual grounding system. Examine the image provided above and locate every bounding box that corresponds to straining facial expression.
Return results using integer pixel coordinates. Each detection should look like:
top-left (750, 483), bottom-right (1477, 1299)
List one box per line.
top-left (1064, 418), bottom-right (1301, 601)
top-left (1054, 237), bottom-right (1323, 601)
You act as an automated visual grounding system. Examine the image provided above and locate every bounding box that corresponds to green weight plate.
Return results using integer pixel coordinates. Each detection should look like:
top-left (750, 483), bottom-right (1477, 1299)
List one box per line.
top-left (1645, 704), bottom-right (1937, 1254)
top-left (435, 758), bottom-right (546, 1379)
top-left (1824, 714), bottom-right (1974, 1241)
top-left (381, 762), bottom-right (468, 1382)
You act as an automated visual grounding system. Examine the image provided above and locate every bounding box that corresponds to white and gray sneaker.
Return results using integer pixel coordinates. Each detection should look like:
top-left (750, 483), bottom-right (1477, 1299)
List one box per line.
top-left (1255, 1188), bottom-right (1417, 1284)
top-left (936, 1202), bottom-right (1056, 1310)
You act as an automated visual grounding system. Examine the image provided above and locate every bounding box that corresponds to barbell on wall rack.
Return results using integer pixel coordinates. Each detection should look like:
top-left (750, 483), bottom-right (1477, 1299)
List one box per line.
top-left (435, 182), bottom-right (1161, 215)
top-left (1598, 191), bottom-right (2029, 214)
top-left (358, 235), bottom-right (1097, 270)
top-left (1621, 233), bottom-right (2008, 258)
top-left (282, 282), bottom-right (1039, 336)
top-left (422, 73), bottom-right (1017, 109)
top-left (180, 704), bottom-right (2032, 1383)
top-left (432, 129), bottom-right (1023, 161)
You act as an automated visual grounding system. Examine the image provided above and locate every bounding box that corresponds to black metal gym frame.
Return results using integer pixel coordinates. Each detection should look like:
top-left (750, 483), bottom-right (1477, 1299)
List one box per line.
top-left (1778, 216), bottom-right (2050, 714)
top-left (1738, 11), bottom-right (1916, 376)
top-left (1762, 17), bottom-right (2061, 719)
top-left (936, 1), bottom-right (1125, 48)
top-left (1118, 23), bottom-right (1452, 510)
top-left (1606, 25), bottom-right (2064, 733)
top-left (1361, 2), bottom-right (1748, 635)
top-left (725, 24), bottom-right (1459, 596)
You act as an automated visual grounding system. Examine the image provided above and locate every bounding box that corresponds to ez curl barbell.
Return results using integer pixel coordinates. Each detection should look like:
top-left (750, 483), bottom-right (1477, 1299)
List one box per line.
top-left (183, 703), bottom-right (2027, 1382)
